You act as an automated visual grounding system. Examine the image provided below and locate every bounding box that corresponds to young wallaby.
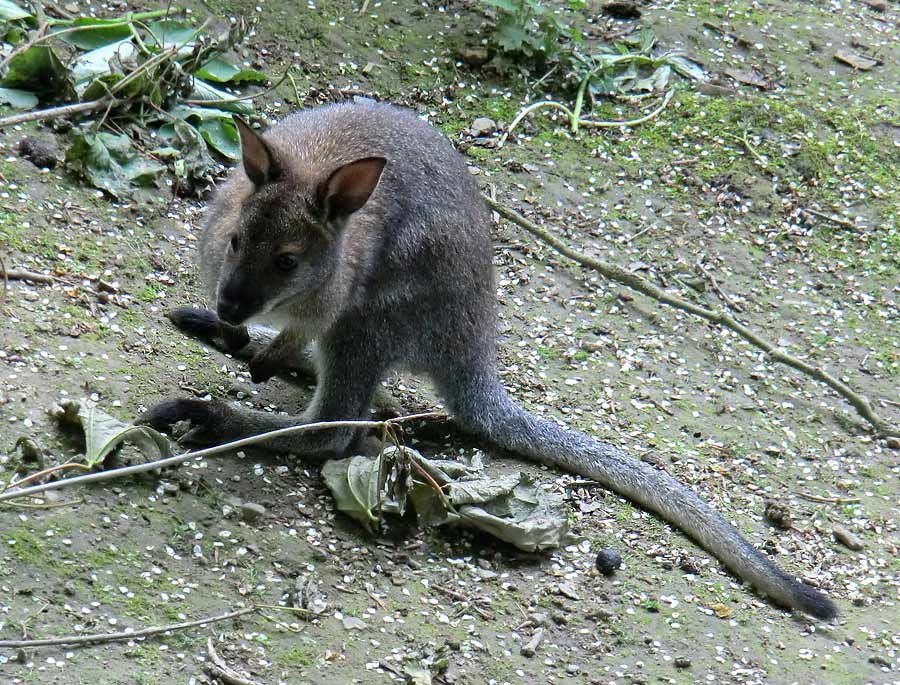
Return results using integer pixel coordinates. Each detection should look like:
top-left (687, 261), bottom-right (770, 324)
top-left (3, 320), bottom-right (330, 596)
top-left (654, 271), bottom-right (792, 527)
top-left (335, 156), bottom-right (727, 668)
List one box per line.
top-left (140, 101), bottom-right (836, 620)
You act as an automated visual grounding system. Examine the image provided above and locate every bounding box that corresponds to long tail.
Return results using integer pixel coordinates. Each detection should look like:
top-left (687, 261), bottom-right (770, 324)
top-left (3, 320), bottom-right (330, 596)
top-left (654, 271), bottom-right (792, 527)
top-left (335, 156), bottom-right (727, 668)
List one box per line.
top-left (446, 369), bottom-right (836, 620)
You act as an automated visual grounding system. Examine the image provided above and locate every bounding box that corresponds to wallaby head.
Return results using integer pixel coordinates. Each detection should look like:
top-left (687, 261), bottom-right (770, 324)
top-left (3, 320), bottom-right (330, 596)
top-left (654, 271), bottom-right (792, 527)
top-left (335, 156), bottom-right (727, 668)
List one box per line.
top-left (213, 118), bottom-right (386, 325)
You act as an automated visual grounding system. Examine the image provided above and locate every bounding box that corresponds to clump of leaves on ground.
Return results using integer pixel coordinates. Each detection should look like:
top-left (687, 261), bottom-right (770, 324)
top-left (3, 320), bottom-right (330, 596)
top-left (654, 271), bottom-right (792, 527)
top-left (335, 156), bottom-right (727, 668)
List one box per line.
top-left (0, 2), bottom-right (273, 196)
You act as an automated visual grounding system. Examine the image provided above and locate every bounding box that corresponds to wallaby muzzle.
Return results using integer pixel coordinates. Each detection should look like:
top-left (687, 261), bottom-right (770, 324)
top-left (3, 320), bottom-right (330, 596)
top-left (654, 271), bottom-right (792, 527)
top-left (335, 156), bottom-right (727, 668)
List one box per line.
top-left (217, 275), bottom-right (261, 325)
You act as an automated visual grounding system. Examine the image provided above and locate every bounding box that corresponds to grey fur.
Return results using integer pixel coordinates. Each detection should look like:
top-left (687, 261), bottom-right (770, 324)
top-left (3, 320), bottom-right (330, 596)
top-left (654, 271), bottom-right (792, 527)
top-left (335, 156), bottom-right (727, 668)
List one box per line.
top-left (141, 102), bottom-right (836, 620)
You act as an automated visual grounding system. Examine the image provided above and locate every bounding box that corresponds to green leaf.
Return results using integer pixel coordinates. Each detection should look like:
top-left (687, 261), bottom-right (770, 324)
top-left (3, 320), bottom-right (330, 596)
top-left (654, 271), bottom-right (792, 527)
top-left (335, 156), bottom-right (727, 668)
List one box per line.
top-left (164, 104), bottom-right (241, 160)
top-left (631, 64), bottom-right (671, 92)
top-left (193, 57), bottom-right (268, 84)
top-left (155, 119), bottom-right (217, 185)
top-left (71, 38), bottom-right (137, 88)
top-left (0, 44), bottom-right (74, 101)
top-left (321, 456), bottom-right (383, 533)
top-left (0, 0), bottom-right (30, 22)
top-left (189, 78), bottom-right (253, 114)
top-left (53, 399), bottom-right (170, 468)
top-left (480, 0), bottom-right (518, 11)
top-left (495, 17), bottom-right (528, 53)
top-left (50, 17), bottom-right (133, 50)
top-left (668, 55), bottom-right (706, 82)
top-left (65, 130), bottom-right (165, 197)
top-left (0, 86), bottom-right (37, 109)
top-left (145, 19), bottom-right (199, 55)
top-left (197, 118), bottom-right (240, 160)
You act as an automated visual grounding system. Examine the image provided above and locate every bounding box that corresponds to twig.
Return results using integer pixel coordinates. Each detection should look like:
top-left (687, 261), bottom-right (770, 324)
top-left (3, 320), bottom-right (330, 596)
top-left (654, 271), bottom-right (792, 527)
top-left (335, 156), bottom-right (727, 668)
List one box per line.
top-left (483, 196), bottom-right (899, 438)
top-left (725, 131), bottom-right (773, 174)
top-left (695, 261), bottom-right (743, 312)
top-left (0, 98), bottom-right (114, 128)
top-left (0, 606), bottom-right (257, 648)
top-left (795, 491), bottom-right (861, 505)
top-left (500, 90), bottom-right (674, 146)
top-left (0, 411), bottom-right (445, 503)
top-left (0, 20), bottom-right (49, 74)
top-left (801, 208), bottom-right (857, 230)
top-left (206, 638), bottom-right (261, 685)
top-left (0, 252), bottom-right (7, 302)
top-left (0, 268), bottom-right (56, 284)
top-left (182, 68), bottom-right (291, 106)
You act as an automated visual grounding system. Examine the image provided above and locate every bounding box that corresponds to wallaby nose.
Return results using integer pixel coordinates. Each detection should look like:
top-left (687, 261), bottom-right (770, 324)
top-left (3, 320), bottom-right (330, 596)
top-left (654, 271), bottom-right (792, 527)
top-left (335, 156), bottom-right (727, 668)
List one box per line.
top-left (217, 277), bottom-right (253, 324)
top-left (217, 296), bottom-right (245, 325)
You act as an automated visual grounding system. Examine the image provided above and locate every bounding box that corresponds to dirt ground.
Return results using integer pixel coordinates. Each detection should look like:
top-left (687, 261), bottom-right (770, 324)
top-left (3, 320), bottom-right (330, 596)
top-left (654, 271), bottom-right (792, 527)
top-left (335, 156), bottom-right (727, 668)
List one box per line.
top-left (1, 0), bottom-right (898, 683)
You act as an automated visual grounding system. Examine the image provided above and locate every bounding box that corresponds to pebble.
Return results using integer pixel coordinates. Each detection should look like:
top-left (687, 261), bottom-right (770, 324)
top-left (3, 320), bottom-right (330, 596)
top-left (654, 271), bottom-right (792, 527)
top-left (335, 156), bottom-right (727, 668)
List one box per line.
top-left (886, 437), bottom-right (900, 450)
top-left (240, 502), bottom-right (267, 523)
top-left (18, 137), bottom-right (58, 169)
top-left (595, 548), bottom-right (623, 576)
top-left (470, 117), bottom-right (497, 137)
top-left (764, 500), bottom-right (792, 529)
top-left (832, 523), bottom-right (863, 551)
top-left (674, 656), bottom-right (692, 668)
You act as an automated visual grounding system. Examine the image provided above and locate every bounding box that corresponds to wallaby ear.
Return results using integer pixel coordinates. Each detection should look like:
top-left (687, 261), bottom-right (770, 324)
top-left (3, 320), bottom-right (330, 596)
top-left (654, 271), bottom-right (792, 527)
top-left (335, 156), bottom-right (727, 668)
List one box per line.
top-left (318, 157), bottom-right (387, 221)
top-left (234, 116), bottom-right (279, 187)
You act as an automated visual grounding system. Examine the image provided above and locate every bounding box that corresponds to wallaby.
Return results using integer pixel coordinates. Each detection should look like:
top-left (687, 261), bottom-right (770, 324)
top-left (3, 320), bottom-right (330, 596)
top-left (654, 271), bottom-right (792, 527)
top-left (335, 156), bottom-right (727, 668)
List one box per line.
top-left (140, 101), bottom-right (836, 620)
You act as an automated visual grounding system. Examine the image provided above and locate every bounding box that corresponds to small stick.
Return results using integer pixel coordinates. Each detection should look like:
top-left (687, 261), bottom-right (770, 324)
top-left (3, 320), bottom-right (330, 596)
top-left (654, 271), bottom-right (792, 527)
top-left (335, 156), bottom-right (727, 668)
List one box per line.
top-left (695, 262), bottom-right (743, 312)
top-left (483, 195), bottom-right (899, 438)
top-left (182, 68), bottom-right (291, 107)
top-left (206, 638), bottom-right (261, 685)
top-left (0, 268), bottom-right (56, 284)
top-left (0, 607), bottom-right (257, 648)
top-left (0, 411), bottom-right (445, 503)
top-left (0, 252), bottom-right (7, 302)
top-left (0, 98), bottom-right (114, 129)
top-left (801, 208), bottom-right (857, 230)
top-left (795, 491), bottom-right (861, 505)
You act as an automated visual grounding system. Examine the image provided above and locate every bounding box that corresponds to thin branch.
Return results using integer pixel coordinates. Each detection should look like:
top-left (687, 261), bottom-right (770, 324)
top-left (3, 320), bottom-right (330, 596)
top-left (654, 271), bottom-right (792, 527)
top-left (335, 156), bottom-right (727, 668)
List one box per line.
top-left (795, 491), bottom-right (861, 505)
top-left (500, 90), bottom-right (674, 146)
top-left (182, 67), bottom-right (291, 106)
top-left (801, 207), bottom-right (857, 230)
top-left (695, 261), bottom-right (743, 312)
top-left (0, 411), bottom-right (445, 503)
top-left (0, 267), bottom-right (56, 284)
top-left (0, 607), bottom-right (257, 648)
top-left (0, 98), bottom-right (114, 128)
top-left (483, 195), bottom-right (899, 438)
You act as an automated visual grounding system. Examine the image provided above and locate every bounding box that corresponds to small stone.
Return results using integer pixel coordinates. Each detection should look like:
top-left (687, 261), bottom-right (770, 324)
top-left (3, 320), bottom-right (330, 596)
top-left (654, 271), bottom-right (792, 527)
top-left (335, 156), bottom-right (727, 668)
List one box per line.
top-left (595, 548), bottom-right (622, 576)
top-left (566, 664), bottom-right (581, 674)
top-left (520, 627), bottom-right (544, 657)
top-left (18, 137), bottom-right (58, 169)
top-left (457, 46), bottom-right (489, 68)
top-left (529, 612), bottom-right (550, 627)
top-left (342, 616), bottom-right (367, 630)
top-left (885, 437), bottom-right (900, 450)
top-left (764, 500), bottom-right (792, 529)
top-left (832, 524), bottom-right (863, 551)
top-left (674, 656), bottom-right (692, 669)
top-left (161, 482), bottom-right (180, 496)
top-left (470, 117), bottom-right (497, 137)
top-left (240, 502), bottom-right (266, 523)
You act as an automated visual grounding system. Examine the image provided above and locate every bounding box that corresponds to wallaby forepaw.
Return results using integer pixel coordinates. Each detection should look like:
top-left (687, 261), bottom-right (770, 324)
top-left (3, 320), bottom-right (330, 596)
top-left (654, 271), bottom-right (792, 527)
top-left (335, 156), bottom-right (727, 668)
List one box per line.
top-left (248, 351), bottom-right (278, 384)
top-left (166, 306), bottom-right (221, 339)
top-left (138, 398), bottom-right (240, 446)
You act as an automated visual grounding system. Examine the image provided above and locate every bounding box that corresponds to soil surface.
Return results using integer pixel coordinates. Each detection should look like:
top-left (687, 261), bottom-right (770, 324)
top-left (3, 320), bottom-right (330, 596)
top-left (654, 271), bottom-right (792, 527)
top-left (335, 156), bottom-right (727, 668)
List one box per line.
top-left (1, 0), bottom-right (898, 684)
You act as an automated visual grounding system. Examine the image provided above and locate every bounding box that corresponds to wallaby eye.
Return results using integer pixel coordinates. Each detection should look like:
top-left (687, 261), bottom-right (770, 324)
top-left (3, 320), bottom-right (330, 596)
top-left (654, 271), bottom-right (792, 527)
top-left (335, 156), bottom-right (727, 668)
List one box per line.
top-left (274, 253), bottom-right (299, 273)
top-left (229, 234), bottom-right (240, 252)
